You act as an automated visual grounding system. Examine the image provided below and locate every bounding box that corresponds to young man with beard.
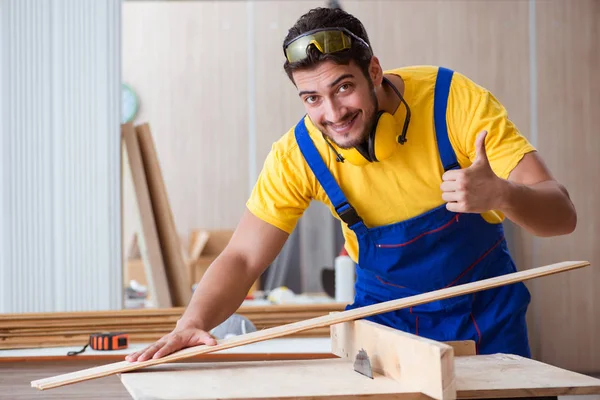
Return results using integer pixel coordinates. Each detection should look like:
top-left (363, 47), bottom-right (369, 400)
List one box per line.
top-left (126, 7), bottom-right (576, 363)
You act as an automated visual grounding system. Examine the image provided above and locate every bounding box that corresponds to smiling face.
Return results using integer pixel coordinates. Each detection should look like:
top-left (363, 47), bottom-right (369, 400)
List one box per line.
top-left (292, 59), bottom-right (382, 149)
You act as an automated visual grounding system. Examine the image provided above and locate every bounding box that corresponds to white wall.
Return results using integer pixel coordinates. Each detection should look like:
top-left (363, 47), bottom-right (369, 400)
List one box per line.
top-left (0, 0), bottom-right (122, 313)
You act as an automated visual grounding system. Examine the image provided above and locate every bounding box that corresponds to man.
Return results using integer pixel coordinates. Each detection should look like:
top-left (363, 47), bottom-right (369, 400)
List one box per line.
top-left (126, 7), bottom-right (576, 363)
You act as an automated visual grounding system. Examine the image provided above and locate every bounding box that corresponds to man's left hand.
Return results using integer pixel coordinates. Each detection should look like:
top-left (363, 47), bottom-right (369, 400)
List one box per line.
top-left (440, 130), bottom-right (506, 213)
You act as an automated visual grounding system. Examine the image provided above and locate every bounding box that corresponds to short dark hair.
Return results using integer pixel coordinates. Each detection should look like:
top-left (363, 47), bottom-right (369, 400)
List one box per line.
top-left (282, 7), bottom-right (373, 83)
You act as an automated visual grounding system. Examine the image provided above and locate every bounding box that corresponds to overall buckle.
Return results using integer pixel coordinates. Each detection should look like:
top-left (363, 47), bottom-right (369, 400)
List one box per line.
top-left (335, 202), bottom-right (363, 227)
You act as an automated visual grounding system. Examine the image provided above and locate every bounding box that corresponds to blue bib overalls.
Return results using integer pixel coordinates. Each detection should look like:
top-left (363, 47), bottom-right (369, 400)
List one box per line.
top-left (294, 67), bottom-right (531, 357)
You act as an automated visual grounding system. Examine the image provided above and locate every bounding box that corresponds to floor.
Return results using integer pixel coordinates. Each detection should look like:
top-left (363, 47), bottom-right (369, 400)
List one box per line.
top-left (1, 361), bottom-right (131, 400)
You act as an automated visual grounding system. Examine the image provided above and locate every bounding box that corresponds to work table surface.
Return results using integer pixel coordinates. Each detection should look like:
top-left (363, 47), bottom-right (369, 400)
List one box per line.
top-left (120, 354), bottom-right (600, 400)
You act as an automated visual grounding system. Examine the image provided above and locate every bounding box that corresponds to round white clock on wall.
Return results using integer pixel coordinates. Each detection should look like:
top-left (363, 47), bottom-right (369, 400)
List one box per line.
top-left (122, 83), bottom-right (139, 124)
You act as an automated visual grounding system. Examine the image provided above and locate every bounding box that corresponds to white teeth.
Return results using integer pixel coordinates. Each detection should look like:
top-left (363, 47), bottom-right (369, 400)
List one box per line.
top-left (334, 120), bottom-right (351, 128)
top-left (330, 115), bottom-right (355, 131)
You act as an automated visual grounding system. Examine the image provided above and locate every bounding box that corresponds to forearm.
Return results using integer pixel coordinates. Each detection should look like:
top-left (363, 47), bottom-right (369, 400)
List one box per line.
top-left (498, 179), bottom-right (577, 237)
top-left (177, 251), bottom-right (258, 331)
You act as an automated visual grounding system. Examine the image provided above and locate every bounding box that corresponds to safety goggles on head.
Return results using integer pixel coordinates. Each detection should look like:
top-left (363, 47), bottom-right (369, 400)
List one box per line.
top-left (283, 27), bottom-right (371, 63)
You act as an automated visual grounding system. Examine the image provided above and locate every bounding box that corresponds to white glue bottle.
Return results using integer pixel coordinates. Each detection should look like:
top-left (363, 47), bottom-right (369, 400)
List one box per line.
top-left (335, 248), bottom-right (355, 304)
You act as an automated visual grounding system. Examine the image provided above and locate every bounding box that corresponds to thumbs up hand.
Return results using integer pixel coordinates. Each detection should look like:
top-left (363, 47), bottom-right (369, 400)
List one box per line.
top-left (441, 130), bottom-right (506, 213)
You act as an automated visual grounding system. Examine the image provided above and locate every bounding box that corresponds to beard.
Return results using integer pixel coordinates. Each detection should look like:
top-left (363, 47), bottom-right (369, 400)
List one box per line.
top-left (319, 88), bottom-right (379, 150)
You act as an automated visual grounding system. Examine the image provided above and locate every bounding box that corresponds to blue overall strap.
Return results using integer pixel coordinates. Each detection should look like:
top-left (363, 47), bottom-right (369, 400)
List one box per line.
top-left (294, 118), bottom-right (368, 235)
top-left (434, 67), bottom-right (460, 171)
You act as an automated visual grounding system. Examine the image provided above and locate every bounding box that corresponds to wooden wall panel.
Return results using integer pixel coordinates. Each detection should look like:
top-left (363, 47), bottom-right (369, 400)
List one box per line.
top-left (253, 1), bottom-right (322, 170)
top-left (528, 0), bottom-right (600, 374)
top-left (122, 2), bottom-right (249, 249)
top-left (342, 0), bottom-right (532, 151)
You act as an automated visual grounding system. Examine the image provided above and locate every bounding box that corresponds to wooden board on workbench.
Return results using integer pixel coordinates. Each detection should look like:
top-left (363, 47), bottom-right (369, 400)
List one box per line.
top-left (120, 358), bottom-right (422, 400)
top-left (455, 353), bottom-right (600, 398)
top-left (119, 355), bottom-right (600, 400)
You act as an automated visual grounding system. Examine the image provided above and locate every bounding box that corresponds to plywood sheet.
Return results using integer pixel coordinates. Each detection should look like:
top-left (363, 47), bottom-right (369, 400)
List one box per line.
top-left (119, 354), bottom-right (600, 400)
top-left (455, 354), bottom-right (600, 398)
top-left (120, 359), bottom-right (423, 400)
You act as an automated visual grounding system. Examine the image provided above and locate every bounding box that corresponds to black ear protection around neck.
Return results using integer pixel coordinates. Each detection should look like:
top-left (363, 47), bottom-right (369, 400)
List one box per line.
top-left (323, 76), bottom-right (411, 166)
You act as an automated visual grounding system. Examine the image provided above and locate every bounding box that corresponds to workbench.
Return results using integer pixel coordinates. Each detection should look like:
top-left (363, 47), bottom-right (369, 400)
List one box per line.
top-left (118, 320), bottom-right (600, 400)
top-left (25, 263), bottom-right (600, 398)
top-left (119, 355), bottom-right (600, 400)
top-left (9, 327), bottom-right (599, 399)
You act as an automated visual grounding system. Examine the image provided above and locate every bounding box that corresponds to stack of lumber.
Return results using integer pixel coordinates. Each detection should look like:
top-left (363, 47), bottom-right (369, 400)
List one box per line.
top-left (0, 304), bottom-right (345, 350)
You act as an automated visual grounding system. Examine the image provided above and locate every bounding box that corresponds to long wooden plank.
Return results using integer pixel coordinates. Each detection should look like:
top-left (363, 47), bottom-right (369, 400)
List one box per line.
top-left (3, 353), bottom-right (337, 364)
top-left (135, 123), bottom-right (191, 307)
top-left (0, 303), bottom-right (345, 321)
top-left (1, 320), bottom-right (332, 333)
top-left (331, 320), bottom-right (455, 400)
top-left (0, 306), bottom-right (346, 332)
top-left (0, 303), bottom-right (345, 320)
top-left (1, 314), bottom-right (338, 330)
top-left (31, 260), bottom-right (589, 390)
top-left (2, 329), bottom-right (331, 350)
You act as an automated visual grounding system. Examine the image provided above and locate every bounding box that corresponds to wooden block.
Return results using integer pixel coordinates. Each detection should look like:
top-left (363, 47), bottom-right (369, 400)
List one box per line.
top-left (30, 260), bottom-right (590, 390)
top-left (444, 341), bottom-right (476, 357)
top-left (331, 319), bottom-right (455, 400)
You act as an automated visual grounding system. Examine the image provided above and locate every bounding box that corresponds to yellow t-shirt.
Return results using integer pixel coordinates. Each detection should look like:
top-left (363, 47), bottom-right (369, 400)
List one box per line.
top-left (246, 65), bottom-right (536, 263)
